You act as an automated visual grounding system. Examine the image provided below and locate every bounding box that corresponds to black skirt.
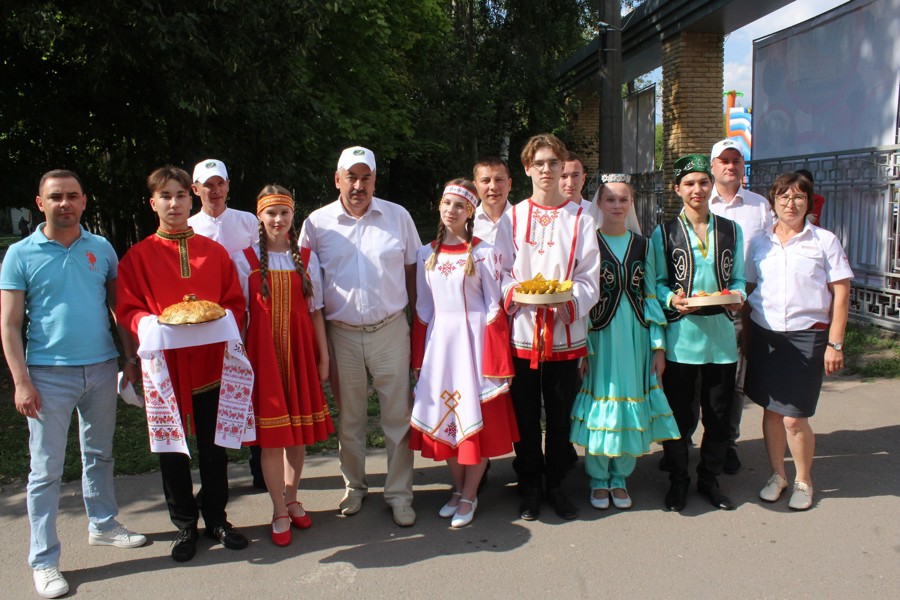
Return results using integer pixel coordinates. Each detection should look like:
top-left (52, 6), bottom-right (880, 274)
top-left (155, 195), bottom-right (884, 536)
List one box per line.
top-left (745, 320), bottom-right (828, 418)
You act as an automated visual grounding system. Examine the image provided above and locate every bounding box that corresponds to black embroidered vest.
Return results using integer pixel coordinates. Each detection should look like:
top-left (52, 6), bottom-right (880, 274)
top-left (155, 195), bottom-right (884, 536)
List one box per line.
top-left (589, 232), bottom-right (649, 331)
top-left (661, 214), bottom-right (736, 322)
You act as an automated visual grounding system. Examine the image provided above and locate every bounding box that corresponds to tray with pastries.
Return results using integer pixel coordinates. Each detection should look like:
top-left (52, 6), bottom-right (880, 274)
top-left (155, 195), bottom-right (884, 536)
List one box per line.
top-left (512, 274), bottom-right (574, 305)
top-left (682, 290), bottom-right (742, 307)
top-left (158, 294), bottom-right (227, 325)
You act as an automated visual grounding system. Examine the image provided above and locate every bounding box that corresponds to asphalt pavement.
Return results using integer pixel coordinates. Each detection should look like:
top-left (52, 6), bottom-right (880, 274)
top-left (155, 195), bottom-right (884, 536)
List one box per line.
top-left (1, 376), bottom-right (898, 599)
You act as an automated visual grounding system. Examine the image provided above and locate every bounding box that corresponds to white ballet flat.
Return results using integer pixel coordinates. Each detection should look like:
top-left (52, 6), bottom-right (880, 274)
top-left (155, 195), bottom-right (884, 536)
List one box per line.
top-left (439, 491), bottom-right (462, 518)
top-left (611, 488), bottom-right (632, 510)
top-left (451, 498), bottom-right (478, 528)
top-left (590, 489), bottom-right (610, 510)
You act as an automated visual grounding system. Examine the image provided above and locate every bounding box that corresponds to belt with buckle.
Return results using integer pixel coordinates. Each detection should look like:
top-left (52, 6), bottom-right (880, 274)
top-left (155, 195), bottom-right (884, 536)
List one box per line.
top-left (329, 310), bottom-right (404, 334)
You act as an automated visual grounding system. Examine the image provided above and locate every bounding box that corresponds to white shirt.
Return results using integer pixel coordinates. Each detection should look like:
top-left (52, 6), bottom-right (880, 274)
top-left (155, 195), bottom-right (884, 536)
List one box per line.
top-left (188, 207), bottom-right (260, 255)
top-left (300, 197), bottom-right (421, 325)
top-left (231, 244), bottom-right (324, 312)
top-left (709, 185), bottom-right (774, 259)
top-left (746, 223), bottom-right (854, 332)
top-left (474, 202), bottom-right (514, 273)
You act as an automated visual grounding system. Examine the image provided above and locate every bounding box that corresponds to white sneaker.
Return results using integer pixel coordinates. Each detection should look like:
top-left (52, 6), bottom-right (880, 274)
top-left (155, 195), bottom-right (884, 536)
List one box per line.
top-left (88, 525), bottom-right (148, 548)
top-left (759, 473), bottom-right (789, 503)
top-left (788, 481), bottom-right (814, 511)
top-left (33, 566), bottom-right (69, 599)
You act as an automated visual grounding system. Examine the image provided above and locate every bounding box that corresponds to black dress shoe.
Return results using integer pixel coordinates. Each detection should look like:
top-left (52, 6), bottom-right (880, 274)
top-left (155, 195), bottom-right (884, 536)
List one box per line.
top-left (699, 486), bottom-right (736, 511)
top-left (723, 447), bottom-right (742, 475)
top-left (665, 482), bottom-right (688, 512)
top-left (519, 487), bottom-right (542, 521)
top-left (547, 488), bottom-right (577, 520)
top-left (171, 527), bottom-right (199, 562)
top-left (205, 522), bottom-right (249, 550)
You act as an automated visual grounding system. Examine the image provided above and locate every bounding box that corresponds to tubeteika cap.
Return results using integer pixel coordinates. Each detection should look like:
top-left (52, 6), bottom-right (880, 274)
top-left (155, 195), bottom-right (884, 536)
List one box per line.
top-left (673, 154), bottom-right (712, 184)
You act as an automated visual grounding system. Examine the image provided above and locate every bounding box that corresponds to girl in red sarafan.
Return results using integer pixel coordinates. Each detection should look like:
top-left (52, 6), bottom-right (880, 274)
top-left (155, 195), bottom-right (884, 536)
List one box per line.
top-left (410, 179), bottom-right (518, 528)
top-left (233, 185), bottom-right (333, 546)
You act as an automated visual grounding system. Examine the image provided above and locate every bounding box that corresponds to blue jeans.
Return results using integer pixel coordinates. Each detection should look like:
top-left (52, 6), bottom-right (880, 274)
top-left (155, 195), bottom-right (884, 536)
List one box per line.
top-left (26, 359), bottom-right (120, 569)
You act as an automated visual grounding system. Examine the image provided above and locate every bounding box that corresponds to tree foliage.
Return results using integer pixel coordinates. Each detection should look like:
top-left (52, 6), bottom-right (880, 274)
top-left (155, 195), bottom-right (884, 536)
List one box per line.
top-left (1, 1), bottom-right (600, 249)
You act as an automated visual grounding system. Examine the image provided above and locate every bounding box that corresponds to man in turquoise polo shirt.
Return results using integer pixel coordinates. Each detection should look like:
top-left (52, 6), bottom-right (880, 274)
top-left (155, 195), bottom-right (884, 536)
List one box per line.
top-left (650, 155), bottom-right (746, 513)
top-left (1, 170), bottom-right (146, 599)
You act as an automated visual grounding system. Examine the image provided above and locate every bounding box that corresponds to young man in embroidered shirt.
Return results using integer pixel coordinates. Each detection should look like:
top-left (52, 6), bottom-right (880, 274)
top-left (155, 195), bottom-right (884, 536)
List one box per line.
top-left (707, 139), bottom-right (774, 475)
top-left (649, 154), bottom-right (746, 513)
top-left (300, 146), bottom-right (421, 527)
top-left (1, 170), bottom-right (146, 599)
top-left (117, 166), bottom-right (248, 562)
top-left (499, 134), bottom-right (600, 521)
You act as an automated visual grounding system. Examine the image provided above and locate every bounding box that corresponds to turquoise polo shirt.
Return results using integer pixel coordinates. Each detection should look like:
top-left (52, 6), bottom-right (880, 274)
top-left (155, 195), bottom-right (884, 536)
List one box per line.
top-left (650, 215), bottom-right (746, 365)
top-left (0, 224), bottom-right (119, 366)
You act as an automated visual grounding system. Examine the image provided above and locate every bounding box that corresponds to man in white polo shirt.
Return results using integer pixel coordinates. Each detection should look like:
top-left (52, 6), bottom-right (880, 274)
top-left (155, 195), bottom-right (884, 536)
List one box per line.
top-left (300, 146), bottom-right (421, 527)
top-left (188, 158), bottom-right (263, 487)
top-left (188, 159), bottom-right (259, 256)
top-left (708, 138), bottom-right (775, 475)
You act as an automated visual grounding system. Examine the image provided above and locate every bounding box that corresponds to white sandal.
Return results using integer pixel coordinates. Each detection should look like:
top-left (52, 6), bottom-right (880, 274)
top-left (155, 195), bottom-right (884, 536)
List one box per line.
top-left (439, 491), bottom-right (462, 518)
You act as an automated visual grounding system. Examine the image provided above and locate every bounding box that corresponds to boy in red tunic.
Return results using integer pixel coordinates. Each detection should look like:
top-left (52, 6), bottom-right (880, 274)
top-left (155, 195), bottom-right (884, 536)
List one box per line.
top-left (117, 166), bottom-right (248, 562)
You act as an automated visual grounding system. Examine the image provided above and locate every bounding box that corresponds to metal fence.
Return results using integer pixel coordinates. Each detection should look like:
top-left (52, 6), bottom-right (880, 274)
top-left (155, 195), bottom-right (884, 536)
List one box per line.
top-left (748, 145), bottom-right (900, 331)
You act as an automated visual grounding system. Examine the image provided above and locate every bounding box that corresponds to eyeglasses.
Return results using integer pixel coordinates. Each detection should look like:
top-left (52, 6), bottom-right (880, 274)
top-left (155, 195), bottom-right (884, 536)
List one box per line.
top-left (774, 194), bottom-right (808, 206)
top-left (531, 159), bottom-right (561, 171)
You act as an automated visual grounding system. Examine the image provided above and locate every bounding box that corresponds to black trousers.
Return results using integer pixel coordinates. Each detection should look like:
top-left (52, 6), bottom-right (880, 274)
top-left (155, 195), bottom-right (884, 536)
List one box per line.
top-left (661, 361), bottom-right (736, 490)
top-left (511, 357), bottom-right (580, 490)
top-left (158, 386), bottom-right (229, 531)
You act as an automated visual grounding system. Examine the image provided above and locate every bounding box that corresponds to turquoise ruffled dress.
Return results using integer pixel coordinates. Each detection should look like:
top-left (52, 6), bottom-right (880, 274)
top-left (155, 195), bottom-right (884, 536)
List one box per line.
top-left (570, 232), bottom-right (680, 489)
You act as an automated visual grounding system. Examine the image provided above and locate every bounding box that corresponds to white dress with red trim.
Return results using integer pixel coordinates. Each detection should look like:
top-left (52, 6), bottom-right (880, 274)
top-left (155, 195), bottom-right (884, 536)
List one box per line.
top-left (410, 239), bottom-right (518, 464)
top-left (499, 198), bottom-right (601, 368)
top-left (233, 245), bottom-right (334, 448)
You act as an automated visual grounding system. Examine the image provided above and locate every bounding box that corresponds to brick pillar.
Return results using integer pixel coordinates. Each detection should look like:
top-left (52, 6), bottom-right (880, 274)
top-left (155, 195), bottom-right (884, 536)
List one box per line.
top-left (661, 31), bottom-right (724, 219)
top-left (565, 89), bottom-right (601, 180)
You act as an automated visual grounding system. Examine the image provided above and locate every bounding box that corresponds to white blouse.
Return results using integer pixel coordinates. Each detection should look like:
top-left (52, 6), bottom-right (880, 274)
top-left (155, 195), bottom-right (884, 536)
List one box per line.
top-left (231, 244), bottom-right (324, 313)
top-left (745, 223), bottom-right (853, 332)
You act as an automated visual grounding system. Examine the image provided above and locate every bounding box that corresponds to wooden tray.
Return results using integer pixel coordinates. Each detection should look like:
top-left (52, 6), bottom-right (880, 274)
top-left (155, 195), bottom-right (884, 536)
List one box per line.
top-left (512, 289), bottom-right (574, 305)
top-left (683, 294), bottom-right (741, 307)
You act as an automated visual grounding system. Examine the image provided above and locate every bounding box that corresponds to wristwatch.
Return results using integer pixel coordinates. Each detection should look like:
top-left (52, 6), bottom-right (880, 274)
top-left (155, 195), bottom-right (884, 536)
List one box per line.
top-left (827, 341), bottom-right (843, 351)
top-left (125, 356), bottom-right (140, 365)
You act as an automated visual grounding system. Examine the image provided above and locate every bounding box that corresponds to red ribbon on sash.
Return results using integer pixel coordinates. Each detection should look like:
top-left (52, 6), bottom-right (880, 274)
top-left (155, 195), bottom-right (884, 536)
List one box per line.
top-left (530, 307), bottom-right (556, 369)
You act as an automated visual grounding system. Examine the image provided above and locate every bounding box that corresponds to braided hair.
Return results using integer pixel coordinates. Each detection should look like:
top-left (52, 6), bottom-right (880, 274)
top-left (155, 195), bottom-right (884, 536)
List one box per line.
top-left (424, 178), bottom-right (477, 276)
top-left (256, 184), bottom-right (314, 301)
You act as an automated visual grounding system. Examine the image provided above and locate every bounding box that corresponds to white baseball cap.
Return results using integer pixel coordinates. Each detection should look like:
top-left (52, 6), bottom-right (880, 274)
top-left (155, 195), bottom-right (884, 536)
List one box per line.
top-left (337, 146), bottom-right (376, 173)
top-left (192, 159), bottom-right (229, 184)
top-left (710, 139), bottom-right (742, 161)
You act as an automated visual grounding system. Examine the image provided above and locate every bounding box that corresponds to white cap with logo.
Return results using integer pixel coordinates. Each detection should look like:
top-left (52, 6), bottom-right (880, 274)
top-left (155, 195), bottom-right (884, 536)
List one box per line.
top-left (337, 146), bottom-right (376, 173)
top-left (710, 139), bottom-right (742, 161)
top-left (192, 159), bottom-right (229, 184)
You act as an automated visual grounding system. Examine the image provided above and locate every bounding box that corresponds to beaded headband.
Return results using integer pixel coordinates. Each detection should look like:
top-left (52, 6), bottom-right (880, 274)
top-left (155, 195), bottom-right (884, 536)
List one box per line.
top-left (443, 185), bottom-right (480, 209)
top-left (601, 173), bottom-right (631, 184)
top-left (257, 193), bottom-right (294, 215)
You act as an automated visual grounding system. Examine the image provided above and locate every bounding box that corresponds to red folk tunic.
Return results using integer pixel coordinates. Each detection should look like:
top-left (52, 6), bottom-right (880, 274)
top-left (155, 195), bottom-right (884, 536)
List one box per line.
top-left (116, 229), bottom-right (246, 434)
top-left (238, 246), bottom-right (334, 447)
top-left (410, 240), bottom-right (518, 464)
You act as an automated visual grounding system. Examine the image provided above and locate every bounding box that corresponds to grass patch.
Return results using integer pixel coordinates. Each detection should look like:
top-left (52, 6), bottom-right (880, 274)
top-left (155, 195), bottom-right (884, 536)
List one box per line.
top-left (0, 380), bottom-right (386, 484)
top-left (843, 323), bottom-right (900, 379)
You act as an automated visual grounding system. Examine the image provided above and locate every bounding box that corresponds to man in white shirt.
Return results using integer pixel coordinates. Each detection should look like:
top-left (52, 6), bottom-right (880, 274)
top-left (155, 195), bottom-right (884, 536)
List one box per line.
top-left (472, 156), bottom-right (513, 244)
top-left (708, 138), bottom-right (775, 475)
top-left (300, 146), bottom-right (421, 527)
top-left (188, 158), bottom-right (264, 488)
top-left (188, 159), bottom-right (260, 256)
top-left (560, 152), bottom-right (587, 206)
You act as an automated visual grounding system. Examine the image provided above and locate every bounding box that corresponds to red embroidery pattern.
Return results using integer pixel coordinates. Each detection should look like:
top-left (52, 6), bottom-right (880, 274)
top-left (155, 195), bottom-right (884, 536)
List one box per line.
top-left (528, 207), bottom-right (560, 255)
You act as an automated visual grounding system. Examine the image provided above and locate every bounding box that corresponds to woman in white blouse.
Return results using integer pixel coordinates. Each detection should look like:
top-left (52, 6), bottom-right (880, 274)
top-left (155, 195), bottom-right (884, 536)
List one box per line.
top-left (744, 172), bottom-right (853, 511)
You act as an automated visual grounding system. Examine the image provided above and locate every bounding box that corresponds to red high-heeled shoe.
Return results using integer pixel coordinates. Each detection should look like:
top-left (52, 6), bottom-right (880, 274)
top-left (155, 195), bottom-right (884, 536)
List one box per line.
top-left (286, 502), bottom-right (312, 529)
top-left (271, 516), bottom-right (292, 546)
